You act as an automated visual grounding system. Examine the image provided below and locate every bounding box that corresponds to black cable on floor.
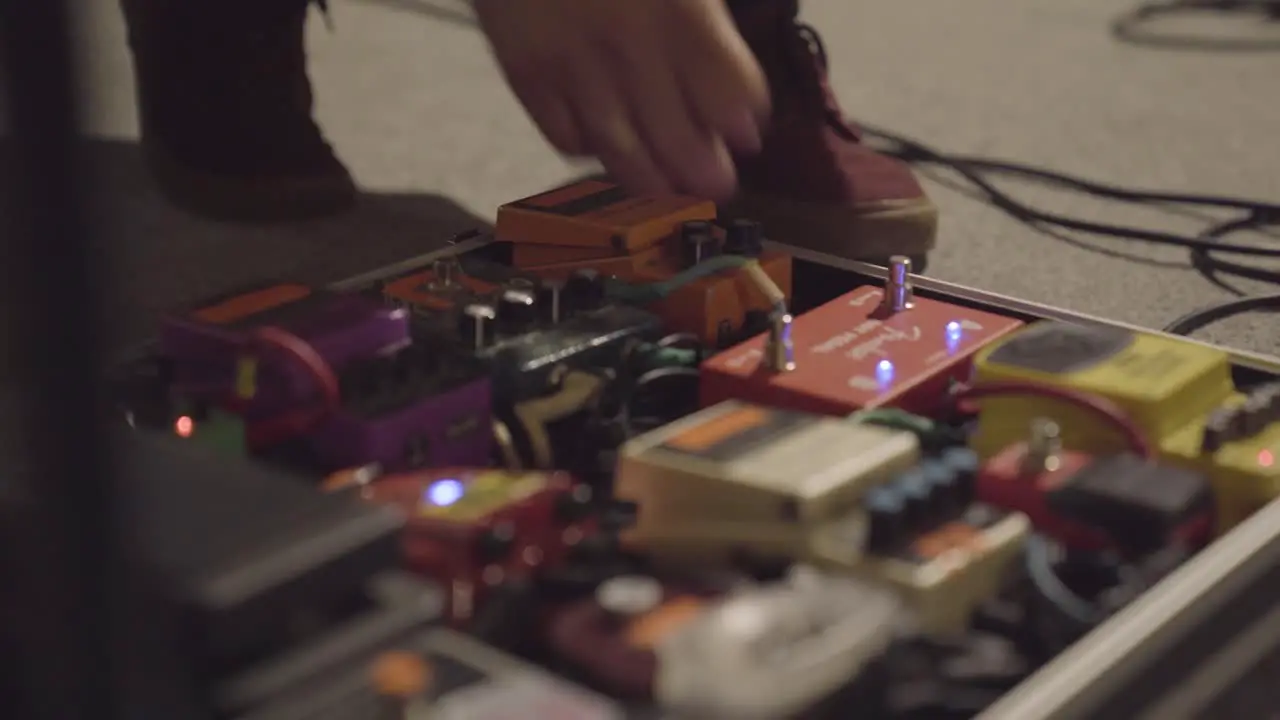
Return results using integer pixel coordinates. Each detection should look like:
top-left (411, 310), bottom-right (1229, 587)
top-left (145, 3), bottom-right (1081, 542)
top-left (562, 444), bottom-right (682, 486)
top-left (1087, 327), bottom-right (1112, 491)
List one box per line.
top-left (1162, 292), bottom-right (1280, 335)
top-left (858, 124), bottom-right (1280, 339)
top-left (862, 124), bottom-right (1280, 259)
top-left (1112, 0), bottom-right (1280, 52)
top-left (1190, 211), bottom-right (1280, 292)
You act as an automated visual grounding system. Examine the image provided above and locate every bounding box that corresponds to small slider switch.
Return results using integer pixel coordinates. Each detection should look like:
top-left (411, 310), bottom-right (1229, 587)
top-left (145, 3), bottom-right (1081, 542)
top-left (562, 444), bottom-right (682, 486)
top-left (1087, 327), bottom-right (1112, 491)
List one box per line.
top-left (496, 287), bottom-right (538, 335)
top-left (562, 269), bottom-right (606, 315)
top-left (724, 218), bottom-right (764, 257)
top-left (764, 311), bottom-right (796, 373)
top-left (879, 255), bottom-right (915, 315)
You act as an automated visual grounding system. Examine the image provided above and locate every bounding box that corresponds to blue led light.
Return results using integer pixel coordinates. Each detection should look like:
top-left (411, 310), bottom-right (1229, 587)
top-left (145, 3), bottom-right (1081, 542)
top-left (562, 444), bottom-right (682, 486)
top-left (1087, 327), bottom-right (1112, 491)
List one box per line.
top-left (945, 320), bottom-right (963, 354)
top-left (876, 359), bottom-right (895, 386)
top-left (425, 478), bottom-right (465, 506)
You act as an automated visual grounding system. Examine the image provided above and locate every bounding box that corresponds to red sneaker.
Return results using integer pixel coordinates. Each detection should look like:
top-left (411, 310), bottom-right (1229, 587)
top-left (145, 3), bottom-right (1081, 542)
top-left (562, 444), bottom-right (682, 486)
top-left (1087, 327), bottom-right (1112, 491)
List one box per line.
top-left (728, 0), bottom-right (938, 262)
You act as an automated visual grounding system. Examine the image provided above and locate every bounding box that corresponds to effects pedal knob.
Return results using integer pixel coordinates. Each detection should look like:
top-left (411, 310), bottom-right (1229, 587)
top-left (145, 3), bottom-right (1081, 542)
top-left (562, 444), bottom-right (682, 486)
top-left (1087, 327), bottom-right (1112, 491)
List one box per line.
top-left (940, 447), bottom-right (980, 503)
top-left (496, 286), bottom-right (538, 334)
top-left (865, 485), bottom-right (908, 553)
top-left (555, 484), bottom-right (595, 524)
top-left (680, 220), bottom-right (718, 266)
top-left (896, 467), bottom-right (939, 528)
top-left (458, 302), bottom-right (496, 351)
top-left (563, 269), bottom-right (607, 314)
top-left (724, 218), bottom-right (764, 257)
top-left (920, 459), bottom-right (965, 515)
top-left (477, 522), bottom-right (517, 563)
top-left (1201, 407), bottom-right (1237, 454)
top-left (1240, 388), bottom-right (1278, 436)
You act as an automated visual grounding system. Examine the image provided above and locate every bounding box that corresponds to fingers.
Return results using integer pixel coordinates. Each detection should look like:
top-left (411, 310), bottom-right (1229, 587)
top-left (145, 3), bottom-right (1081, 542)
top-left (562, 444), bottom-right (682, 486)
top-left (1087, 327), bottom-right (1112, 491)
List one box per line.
top-left (524, 91), bottom-right (590, 158)
top-left (502, 59), bottom-right (589, 157)
top-left (566, 57), bottom-right (673, 196)
top-left (480, 0), bottom-right (770, 199)
top-left (611, 43), bottom-right (737, 201)
top-left (679, 7), bottom-right (772, 155)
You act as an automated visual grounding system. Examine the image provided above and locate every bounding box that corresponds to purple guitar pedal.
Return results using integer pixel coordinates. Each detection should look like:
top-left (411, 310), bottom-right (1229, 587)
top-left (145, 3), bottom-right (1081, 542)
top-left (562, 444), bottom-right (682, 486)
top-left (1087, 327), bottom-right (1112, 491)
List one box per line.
top-left (308, 346), bottom-right (494, 472)
top-left (161, 284), bottom-right (410, 413)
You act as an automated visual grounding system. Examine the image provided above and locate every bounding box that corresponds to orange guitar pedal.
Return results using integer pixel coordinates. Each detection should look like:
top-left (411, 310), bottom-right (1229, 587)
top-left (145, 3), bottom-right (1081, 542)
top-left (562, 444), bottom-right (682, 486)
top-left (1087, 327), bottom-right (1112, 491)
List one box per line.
top-left (632, 249), bottom-right (792, 348)
top-left (512, 216), bottom-right (793, 348)
top-left (499, 179), bottom-right (715, 258)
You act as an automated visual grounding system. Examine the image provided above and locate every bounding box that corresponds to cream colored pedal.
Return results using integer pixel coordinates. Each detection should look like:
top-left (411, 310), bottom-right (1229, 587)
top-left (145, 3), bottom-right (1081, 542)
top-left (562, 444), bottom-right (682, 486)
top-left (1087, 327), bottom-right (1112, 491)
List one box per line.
top-left (851, 505), bottom-right (1029, 637)
top-left (615, 400), bottom-right (920, 565)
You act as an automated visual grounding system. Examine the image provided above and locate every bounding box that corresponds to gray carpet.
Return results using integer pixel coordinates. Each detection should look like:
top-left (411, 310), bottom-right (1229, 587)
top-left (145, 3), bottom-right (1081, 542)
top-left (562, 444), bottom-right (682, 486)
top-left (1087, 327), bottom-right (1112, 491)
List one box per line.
top-left (73, 0), bottom-right (1280, 356)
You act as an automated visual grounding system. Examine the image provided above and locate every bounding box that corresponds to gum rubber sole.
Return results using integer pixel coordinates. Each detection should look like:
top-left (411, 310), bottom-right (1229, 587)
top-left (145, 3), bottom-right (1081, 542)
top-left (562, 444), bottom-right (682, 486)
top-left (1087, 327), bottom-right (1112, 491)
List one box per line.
top-left (725, 192), bottom-right (939, 262)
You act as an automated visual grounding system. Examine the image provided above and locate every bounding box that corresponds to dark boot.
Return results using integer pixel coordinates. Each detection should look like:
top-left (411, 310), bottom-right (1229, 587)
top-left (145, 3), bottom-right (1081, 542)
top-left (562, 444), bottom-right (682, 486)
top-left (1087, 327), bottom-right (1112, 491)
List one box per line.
top-left (121, 0), bottom-right (356, 223)
top-left (728, 0), bottom-right (938, 262)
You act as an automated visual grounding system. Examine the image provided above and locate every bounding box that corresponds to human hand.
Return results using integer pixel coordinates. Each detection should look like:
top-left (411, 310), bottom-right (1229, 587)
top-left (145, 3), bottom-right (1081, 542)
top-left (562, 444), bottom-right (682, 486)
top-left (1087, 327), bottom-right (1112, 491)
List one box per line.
top-left (474, 0), bottom-right (771, 201)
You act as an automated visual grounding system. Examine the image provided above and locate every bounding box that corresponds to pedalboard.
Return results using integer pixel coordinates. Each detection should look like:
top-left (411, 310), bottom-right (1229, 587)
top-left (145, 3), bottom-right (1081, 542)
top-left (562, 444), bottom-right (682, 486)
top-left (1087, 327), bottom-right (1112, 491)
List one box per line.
top-left (107, 183), bottom-right (1280, 720)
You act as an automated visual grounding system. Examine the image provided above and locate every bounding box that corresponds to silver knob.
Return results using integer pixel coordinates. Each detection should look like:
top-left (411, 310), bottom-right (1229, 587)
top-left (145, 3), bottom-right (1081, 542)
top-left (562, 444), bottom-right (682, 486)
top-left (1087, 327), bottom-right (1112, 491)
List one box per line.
top-left (880, 256), bottom-right (915, 314)
top-left (764, 311), bottom-right (797, 373)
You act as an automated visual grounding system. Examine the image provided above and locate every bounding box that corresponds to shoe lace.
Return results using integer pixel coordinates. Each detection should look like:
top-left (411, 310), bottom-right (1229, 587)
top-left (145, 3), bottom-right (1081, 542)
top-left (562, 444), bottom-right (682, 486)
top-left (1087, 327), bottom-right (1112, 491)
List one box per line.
top-left (791, 23), bottom-right (860, 142)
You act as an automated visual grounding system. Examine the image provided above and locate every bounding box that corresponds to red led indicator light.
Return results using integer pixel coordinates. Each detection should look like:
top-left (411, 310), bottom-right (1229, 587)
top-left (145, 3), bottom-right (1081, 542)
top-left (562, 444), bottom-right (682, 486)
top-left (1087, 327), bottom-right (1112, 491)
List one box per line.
top-left (1260, 450), bottom-right (1275, 468)
top-left (175, 416), bottom-right (194, 438)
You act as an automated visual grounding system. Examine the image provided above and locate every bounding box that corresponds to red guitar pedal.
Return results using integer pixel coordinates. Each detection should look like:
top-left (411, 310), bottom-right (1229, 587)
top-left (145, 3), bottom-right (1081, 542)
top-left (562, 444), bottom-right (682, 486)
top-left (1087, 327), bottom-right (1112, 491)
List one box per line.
top-left (348, 467), bottom-right (597, 626)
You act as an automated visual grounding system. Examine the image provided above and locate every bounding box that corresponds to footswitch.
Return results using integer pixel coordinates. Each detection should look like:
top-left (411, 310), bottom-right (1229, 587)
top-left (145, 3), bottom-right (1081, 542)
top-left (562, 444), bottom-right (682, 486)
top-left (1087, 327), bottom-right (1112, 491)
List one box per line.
top-left (700, 283), bottom-right (1024, 416)
top-left (499, 178), bottom-right (715, 258)
top-left (341, 467), bottom-right (596, 625)
top-left (614, 400), bottom-right (921, 567)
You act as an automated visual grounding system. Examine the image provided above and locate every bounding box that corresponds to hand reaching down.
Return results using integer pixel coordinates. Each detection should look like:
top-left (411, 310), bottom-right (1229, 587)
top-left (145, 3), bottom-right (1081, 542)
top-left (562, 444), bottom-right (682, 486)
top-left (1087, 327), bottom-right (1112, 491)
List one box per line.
top-left (475, 0), bottom-right (772, 202)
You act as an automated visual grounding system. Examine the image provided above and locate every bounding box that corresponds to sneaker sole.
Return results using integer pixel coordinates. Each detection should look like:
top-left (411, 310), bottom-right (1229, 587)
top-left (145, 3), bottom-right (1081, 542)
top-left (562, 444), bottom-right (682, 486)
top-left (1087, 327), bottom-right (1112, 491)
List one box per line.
top-left (143, 143), bottom-right (358, 225)
top-left (724, 192), bottom-right (939, 261)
